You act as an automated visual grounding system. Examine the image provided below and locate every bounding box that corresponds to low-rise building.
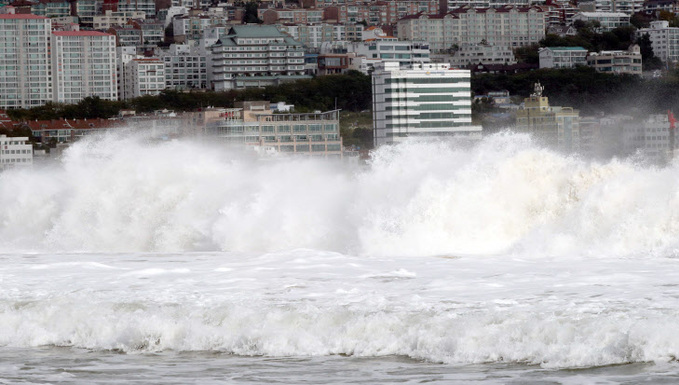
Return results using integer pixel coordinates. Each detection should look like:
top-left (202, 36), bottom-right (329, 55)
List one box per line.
top-left (0, 134), bottom-right (32, 169)
top-left (586, 45), bottom-right (642, 75)
top-left (204, 104), bottom-right (343, 158)
top-left (571, 12), bottom-right (630, 31)
top-left (539, 46), bottom-right (587, 68)
top-left (93, 10), bottom-right (146, 30)
top-left (438, 42), bottom-right (516, 68)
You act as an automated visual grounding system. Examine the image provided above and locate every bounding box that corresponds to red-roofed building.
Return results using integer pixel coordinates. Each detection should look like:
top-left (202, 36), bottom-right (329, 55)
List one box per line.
top-left (18, 118), bottom-right (123, 143)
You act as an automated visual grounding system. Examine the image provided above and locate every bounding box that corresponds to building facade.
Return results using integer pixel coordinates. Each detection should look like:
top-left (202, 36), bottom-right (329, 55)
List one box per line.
top-left (211, 25), bottom-right (309, 91)
top-left (0, 134), bottom-right (32, 170)
top-left (515, 82), bottom-right (581, 152)
top-left (52, 31), bottom-right (118, 104)
top-left (0, 13), bottom-right (52, 109)
top-left (538, 46), bottom-right (587, 68)
top-left (586, 45), bottom-right (642, 75)
top-left (372, 62), bottom-right (480, 146)
top-left (160, 44), bottom-right (208, 90)
top-left (397, 6), bottom-right (546, 53)
top-left (204, 105), bottom-right (343, 157)
top-left (637, 21), bottom-right (679, 64)
top-left (122, 57), bottom-right (165, 99)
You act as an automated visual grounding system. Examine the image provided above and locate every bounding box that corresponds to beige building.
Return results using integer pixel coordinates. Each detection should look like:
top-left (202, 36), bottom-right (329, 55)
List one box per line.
top-left (515, 82), bottom-right (581, 152)
top-left (204, 103), bottom-right (343, 158)
top-left (586, 45), bottom-right (642, 75)
top-left (397, 6), bottom-right (546, 53)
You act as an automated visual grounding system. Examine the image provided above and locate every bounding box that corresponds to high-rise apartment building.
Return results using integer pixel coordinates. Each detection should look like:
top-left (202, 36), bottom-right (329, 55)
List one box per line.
top-left (0, 13), bottom-right (52, 109)
top-left (372, 62), bottom-right (480, 146)
top-left (122, 57), bottom-right (165, 99)
top-left (637, 21), bottom-right (679, 64)
top-left (52, 31), bottom-right (118, 104)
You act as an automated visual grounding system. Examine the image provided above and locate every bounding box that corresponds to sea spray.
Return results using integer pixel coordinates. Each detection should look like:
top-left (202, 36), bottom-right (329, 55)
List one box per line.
top-left (1, 131), bottom-right (679, 257)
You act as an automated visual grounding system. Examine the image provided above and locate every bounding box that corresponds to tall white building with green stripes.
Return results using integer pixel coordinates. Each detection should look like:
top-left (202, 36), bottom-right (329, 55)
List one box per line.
top-left (372, 62), bottom-right (481, 146)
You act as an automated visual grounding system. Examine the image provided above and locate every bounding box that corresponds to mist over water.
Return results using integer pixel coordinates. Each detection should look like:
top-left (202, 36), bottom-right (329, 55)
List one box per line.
top-left (1, 130), bottom-right (679, 258)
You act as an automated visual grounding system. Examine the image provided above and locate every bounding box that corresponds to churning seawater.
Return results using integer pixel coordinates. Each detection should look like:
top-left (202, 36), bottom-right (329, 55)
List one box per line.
top-left (3, 131), bottom-right (679, 384)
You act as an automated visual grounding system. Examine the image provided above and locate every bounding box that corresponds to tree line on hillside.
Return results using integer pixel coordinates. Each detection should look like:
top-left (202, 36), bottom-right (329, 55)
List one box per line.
top-left (6, 71), bottom-right (372, 121)
top-left (8, 67), bottom-right (679, 122)
top-left (472, 66), bottom-right (679, 116)
top-left (514, 18), bottom-right (664, 70)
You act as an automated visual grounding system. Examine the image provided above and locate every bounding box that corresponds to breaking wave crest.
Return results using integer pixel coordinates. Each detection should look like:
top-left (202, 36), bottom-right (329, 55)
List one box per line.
top-left (1, 130), bottom-right (679, 257)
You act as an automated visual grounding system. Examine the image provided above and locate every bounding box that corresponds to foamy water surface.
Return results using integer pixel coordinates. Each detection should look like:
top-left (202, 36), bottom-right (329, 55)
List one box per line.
top-left (2, 132), bottom-right (679, 383)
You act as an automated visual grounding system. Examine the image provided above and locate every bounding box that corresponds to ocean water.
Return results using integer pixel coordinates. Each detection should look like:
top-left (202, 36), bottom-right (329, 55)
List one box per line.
top-left (3, 132), bottom-right (679, 384)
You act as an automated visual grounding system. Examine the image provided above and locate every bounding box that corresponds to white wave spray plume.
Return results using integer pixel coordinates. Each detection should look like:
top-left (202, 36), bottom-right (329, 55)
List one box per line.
top-left (1, 130), bottom-right (679, 257)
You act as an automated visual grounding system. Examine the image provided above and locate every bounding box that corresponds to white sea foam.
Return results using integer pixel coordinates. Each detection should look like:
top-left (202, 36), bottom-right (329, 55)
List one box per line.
top-left (1, 131), bottom-right (679, 258)
top-left (3, 132), bottom-right (679, 369)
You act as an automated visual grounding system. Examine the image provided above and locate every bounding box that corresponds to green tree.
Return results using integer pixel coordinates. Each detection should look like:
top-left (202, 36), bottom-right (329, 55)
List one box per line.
top-left (243, 1), bottom-right (262, 23)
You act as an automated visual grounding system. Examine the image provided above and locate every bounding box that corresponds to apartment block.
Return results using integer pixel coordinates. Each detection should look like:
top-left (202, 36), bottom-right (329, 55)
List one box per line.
top-left (571, 12), bottom-right (630, 31)
top-left (92, 10), bottom-right (145, 30)
top-left (160, 44), bottom-right (208, 90)
top-left (319, 38), bottom-right (430, 74)
top-left (538, 46), bottom-right (587, 68)
top-left (637, 21), bottom-right (679, 64)
top-left (586, 45), bottom-right (642, 75)
top-left (122, 57), bottom-right (165, 99)
top-left (211, 25), bottom-right (309, 91)
top-left (52, 31), bottom-right (118, 104)
top-left (0, 13), bottom-right (52, 109)
top-left (204, 105), bottom-right (343, 158)
top-left (0, 134), bottom-right (32, 170)
top-left (397, 6), bottom-right (546, 52)
top-left (372, 62), bottom-right (480, 146)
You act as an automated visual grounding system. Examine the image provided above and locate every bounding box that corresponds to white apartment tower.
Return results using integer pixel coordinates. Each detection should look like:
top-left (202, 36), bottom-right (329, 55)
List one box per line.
top-left (52, 31), bottom-right (118, 104)
top-left (637, 21), bottom-right (679, 64)
top-left (122, 57), bottom-right (165, 99)
top-left (0, 13), bottom-right (52, 109)
top-left (372, 62), bottom-right (481, 146)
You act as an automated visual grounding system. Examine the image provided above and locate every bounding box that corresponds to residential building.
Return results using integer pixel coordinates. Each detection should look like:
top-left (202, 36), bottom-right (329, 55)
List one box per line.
top-left (117, 0), bottom-right (154, 15)
top-left (52, 31), bottom-right (118, 104)
top-left (586, 45), bottom-right (641, 75)
top-left (92, 10), bottom-right (145, 30)
top-left (637, 21), bottom-right (679, 64)
top-left (0, 13), bottom-right (52, 109)
top-left (397, 6), bottom-right (546, 53)
top-left (211, 25), bottom-right (309, 91)
top-left (107, 24), bottom-right (142, 46)
top-left (621, 114), bottom-right (673, 162)
top-left (372, 62), bottom-right (481, 146)
top-left (277, 23), bottom-right (346, 49)
top-left (538, 46), bottom-right (587, 68)
top-left (319, 38), bottom-right (431, 74)
top-left (21, 118), bottom-right (120, 143)
top-left (122, 57), bottom-right (165, 99)
top-left (160, 44), bottom-right (208, 90)
top-left (438, 42), bottom-right (516, 68)
top-left (204, 104), bottom-right (344, 158)
top-left (515, 82), bottom-right (581, 152)
top-left (259, 7), bottom-right (323, 24)
top-left (571, 12), bottom-right (630, 31)
top-left (71, 0), bottom-right (100, 26)
top-left (129, 19), bottom-right (164, 45)
top-left (31, 0), bottom-right (70, 17)
top-left (172, 14), bottom-right (212, 42)
top-left (0, 134), bottom-right (32, 170)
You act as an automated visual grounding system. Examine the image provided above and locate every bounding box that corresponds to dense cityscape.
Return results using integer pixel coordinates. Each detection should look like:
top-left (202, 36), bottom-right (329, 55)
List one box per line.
top-left (0, 0), bottom-right (679, 169)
